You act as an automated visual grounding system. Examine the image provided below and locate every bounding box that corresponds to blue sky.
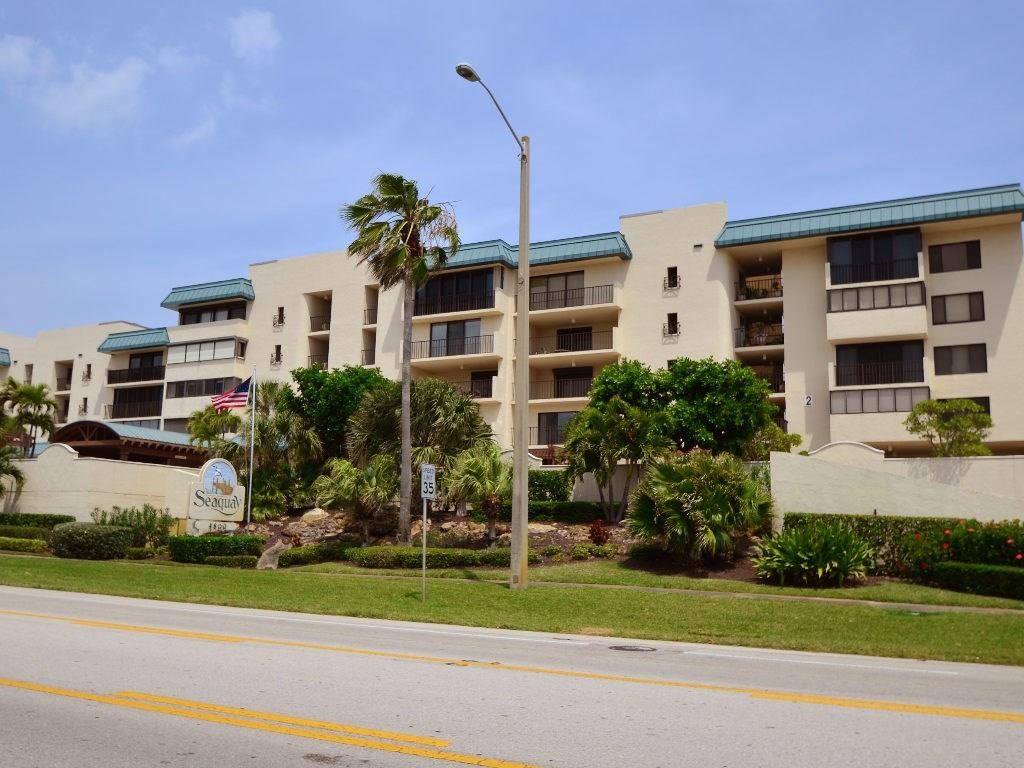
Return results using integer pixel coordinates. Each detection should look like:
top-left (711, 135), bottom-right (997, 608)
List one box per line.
top-left (2, 1), bottom-right (1023, 336)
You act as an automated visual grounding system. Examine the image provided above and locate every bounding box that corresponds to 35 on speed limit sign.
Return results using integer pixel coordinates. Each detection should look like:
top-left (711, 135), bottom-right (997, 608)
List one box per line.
top-left (420, 464), bottom-right (437, 499)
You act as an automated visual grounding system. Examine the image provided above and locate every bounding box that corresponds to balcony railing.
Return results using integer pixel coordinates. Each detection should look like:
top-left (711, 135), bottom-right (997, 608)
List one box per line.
top-left (77, 405), bottom-right (89, 416)
top-left (663, 322), bottom-right (680, 337)
top-left (529, 284), bottom-right (613, 311)
top-left (81, 373), bottom-right (91, 384)
top-left (734, 324), bottom-right (784, 348)
top-left (756, 370), bottom-right (785, 393)
top-left (310, 315), bottom-right (331, 332)
top-left (272, 314), bottom-right (285, 327)
top-left (663, 275), bottom-right (680, 290)
top-left (530, 424), bottom-right (570, 445)
top-left (107, 366), bottom-right (166, 385)
top-left (829, 258), bottom-right (918, 286)
top-left (414, 291), bottom-right (494, 316)
top-left (363, 307), bottom-right (378, 325)
top-left (773, 414), bottom-right (788, 432)
top-left (411, 335), bottom-right (494, 359)
top-left (451, 379), bottom-right (494, 399)
top-left (361, 349), bottom-right (376, 365)
top-left (105, 401), bottom-right (162, 419)
top-left (736, 277), bottom-right (783, 301)
top-left (530, 378), bottom-right (592, 400)
top-left (55, 377), bottom-right (72, 392)
top-left (269, 353), bottom-right (282, 367)
top-left (308, 355), bottom-right (328, 369)
top-left (529, 330), bottom-right (613, 355)
top-left (835, 362), bottom-right (925, 387)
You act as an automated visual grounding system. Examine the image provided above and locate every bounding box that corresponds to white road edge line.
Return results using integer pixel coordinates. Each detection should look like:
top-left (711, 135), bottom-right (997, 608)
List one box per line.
top-left (684, 650), bottom-right (959, 675)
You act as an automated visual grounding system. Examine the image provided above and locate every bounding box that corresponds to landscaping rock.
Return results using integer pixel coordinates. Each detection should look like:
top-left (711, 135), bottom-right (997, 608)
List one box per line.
top-left (301, 509), bottom-right (329, 524)
top-left (527, 523), bottom-right (557, 534)
top-left (256, 539), bottom-right (292, 570)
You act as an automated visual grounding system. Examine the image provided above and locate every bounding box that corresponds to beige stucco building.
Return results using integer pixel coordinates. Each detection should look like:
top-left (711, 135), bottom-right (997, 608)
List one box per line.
top-left (3, 183), bottom-right (1023, 458)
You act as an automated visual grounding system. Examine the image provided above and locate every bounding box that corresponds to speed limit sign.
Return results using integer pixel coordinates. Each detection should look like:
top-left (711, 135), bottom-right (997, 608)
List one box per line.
top-left (420, 464), bottom-right (437, 500)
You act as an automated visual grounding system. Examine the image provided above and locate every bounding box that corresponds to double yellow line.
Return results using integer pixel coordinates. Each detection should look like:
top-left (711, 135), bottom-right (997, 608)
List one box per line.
top-left (0, 677), bottom-right (537, 768)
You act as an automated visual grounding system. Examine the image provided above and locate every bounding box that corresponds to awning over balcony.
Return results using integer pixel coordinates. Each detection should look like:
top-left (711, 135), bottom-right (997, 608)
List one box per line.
top-left (98, 327), bottom-right (169, 353)
top-left (47, 420), bottom-right (207, 466)
top-left (444, 231), bottom-right (632, 270)
top-left (160, 277), bottom-right (255, 309)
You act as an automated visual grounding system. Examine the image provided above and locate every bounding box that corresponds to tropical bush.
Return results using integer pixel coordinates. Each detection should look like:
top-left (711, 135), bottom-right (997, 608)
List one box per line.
top-left (904, 519), bottom-right (1024, 573)
top-left (349, 546), bottom-right (539, 569)
top-left (0, 525), bottom-right (49, 540)
top-left (529, 469), bottom-right (571, 502)
top-left (125, 547), bottom-right (155, 560)
top-left (481, 501), bottom-right (604, 525)
top-left (0, 444), bottom-right (26, 496)
top-left (447, 443), bottom-right (511, 543)
top-left (90, 504), bottom-right (175, 549)
top-left (49, 523), bottom-right (131, 560)
top-left (903, 398), bottom-right (993, 457)
top-left (278, 541), bottom-right (353, 567)
top-left (589, 519), bottom-right (609, 545)
top-left (569, 542), bottom-right (594, 560)
top-left (312, 456), bottom-right (398, 544)
top-left (0, 513), bottom-right (75, 529)
top-left (204, 555), bottom-right (258, 568)
top-left (628, 451), bottom-right (773, 563)
top-left (0, 536), bottom-right (47, 553)
top-left (168, 535), bottom-right (265, 564)
top-left (926, 562), bottom-right (1024, 601)
top-left (753, 524), bottom-right (874, 586)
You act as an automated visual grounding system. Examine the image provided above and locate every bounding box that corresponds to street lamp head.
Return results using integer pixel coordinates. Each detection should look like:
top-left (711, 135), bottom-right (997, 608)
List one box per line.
top-left (455, 62), bottom-right (480, 82)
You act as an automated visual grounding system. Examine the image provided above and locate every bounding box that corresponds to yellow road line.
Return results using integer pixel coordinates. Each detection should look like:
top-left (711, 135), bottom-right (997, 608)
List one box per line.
top-left (3, 608), bottom-right (1023, 725)
top-left (0, 678), bottom-right (536, 768)
top-left (111, 690), bottom-right (450, 747)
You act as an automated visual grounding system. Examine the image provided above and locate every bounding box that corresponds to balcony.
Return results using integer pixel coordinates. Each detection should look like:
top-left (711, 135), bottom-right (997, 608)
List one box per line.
top-left (529, 329), bottom-right (613, 356)
top-left (55, 408), bottom-right (70, 424)
top-left (735, 276), bottom-right (783, 301)
top-left (826, 282), bottom-right (928, 343)
top-left (829, 258), bottom-right (918, 286)
top-left (269, 353), bottom-right (282, 368)
top-left (530, 424), bottom-right (569, 445)
top-left (361, 349), bottom-right (376, 366)
top-left (308, 355), bottom-right (328, 370)
top-left (363, 307), bottom-right (378, 325)
top-left (107, 366), bottom-right (166, 385)
top-left (663, 275), bottom-right (680, 291)
top-left (412, 335), bottom-right (494, 360)
top-left (105, 401), bottom-right (162, 419)
top-left (310, 316), bottom-right (331, 333)
top-left (529, 378), bottom-right (592, 401)
top-left (734, 324), bottom-right (784, 348)
top-left (55, 377), bottom-right (72, 392)
top-left (760, 370), bottom-right (785, 394)
top-left (414, 292), bottom-right (494, 317)
top-left (663, 321), bottom-right (680, 337)
top-left (834, 362), bottom-right (924, 387)
top-left (530, 284), bottom-right (613, 311)
top-left (451, 378), bottom-right (496, 400)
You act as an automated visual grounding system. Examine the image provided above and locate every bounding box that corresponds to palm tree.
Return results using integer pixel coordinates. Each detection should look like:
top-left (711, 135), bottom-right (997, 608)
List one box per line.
top-left (312, 455), bottom-right (398, 544)
top-left (12, 383), bottom-right (56, 457)
top-left (341, 174), bottom-right (460, 539)
top-left (187, 406), bottom-right (243, 451)
top-left (447, 443), bottom-right (512, 544)
top-left (0, 444), bottom-right (25, 498)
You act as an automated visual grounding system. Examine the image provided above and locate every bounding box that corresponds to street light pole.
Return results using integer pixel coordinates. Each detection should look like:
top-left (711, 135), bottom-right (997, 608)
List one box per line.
top-left (456, 62), bottom-right (530, 588)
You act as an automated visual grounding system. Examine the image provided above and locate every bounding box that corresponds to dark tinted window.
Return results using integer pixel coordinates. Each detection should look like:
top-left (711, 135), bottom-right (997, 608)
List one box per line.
top-left (929, 241), bottom-right (981, 273)
top-left (933, 344), bottom-right (987, 375)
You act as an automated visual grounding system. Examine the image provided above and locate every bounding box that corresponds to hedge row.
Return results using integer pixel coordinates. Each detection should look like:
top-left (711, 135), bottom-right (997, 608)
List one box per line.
top-left (168, 535), bottom-right (265, 564)
top-left (49, 523), bottom-right (131, 560)
top-left (0, 513), bottom-right (76, 529)
top-left (278, 541), bottom-right (352, 568)
top-left (486, 501), bottom-right (603, 525)
top-left (0, 536), bottom-right (48, 553)
top-left (927, 562), bottom-right (1024, 601)
top-left (0, 525), bottom-right (50, 541)
top-left (204, 555), bottom-right (258, 569)
top-left (783, 513), bottom-right (958, 575)
top-left (349, 546), bottom-right (540, 569)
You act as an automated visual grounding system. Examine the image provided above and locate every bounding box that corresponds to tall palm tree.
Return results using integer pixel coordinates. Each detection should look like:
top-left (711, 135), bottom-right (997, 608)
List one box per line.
top-left (12, 383), bottom-right (56, 457)
top-left (341, 174), bottom-right (460, 539)
top-left (312, 455), bottom-right (398, 544)
top-left (447, 442), bottom-right (512, 544)
top-left (0, 444), bottom-right (25, 498)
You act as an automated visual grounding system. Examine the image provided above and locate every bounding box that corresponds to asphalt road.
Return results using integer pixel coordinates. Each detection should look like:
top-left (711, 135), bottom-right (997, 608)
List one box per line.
top-left (0, 586), bottom-right (1021, 768)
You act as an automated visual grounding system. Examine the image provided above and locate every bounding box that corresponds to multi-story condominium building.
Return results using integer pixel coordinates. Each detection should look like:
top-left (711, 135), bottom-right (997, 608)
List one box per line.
top-left (3, 183), bottom-right (1023, 458)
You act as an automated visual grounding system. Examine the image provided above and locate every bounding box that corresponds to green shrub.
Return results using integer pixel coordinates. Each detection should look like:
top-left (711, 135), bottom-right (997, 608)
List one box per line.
top-left (903, 518), bottom-right (1024, 576)
top-left (540, 545), bottom-right (563, 558)
top-left (278, 542), bottom-right (352, 567)
top-left (349, 546), bottom-right (539, 569)
top-left (484, 501), bottom-right (603, 525)
top-left (168, 535), bottom-right (265, 564)
top-left (569, 542), bottom-right (595, 560)
top-left (0, 536), bottom-right (48, 553)
top-left (125, 547), bottom-right (155, 560)
top-left (927, 561), bottom-right (1024, 600)
top-left (0, 513), bottom-right (75, 529)
top-left (49, 523), bottom-right (131, 560)
top-left (204, 555), bottom-right (258, 569)
top-left (529, 469), bottom-right (571, 502)
top-left (753, 524), bottom-right (874, 586)
top-left (0, 525), bottom-right (50, 541)
top-left (783, 513), bottom-right (958, 575)
top-left (592, 543), bottom-right (618, 558)
top-left (425, 528), bottom-right (483, 549)
top-left (91, 504), bottom-right (175, 548)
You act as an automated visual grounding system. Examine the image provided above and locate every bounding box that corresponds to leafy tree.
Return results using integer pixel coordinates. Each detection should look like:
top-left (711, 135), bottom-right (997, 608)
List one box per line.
top-left (286, 365), bottom-right (388, 458)
top-left (186, 406), bottom-right (242, 451)
top-left (342, 174), bottom-right (460, 539)
top-left (0, 444), bottom-right (25, 498)
top-left (903, 399), bottom-right (993, 457)
top-left (588, 359), bottom-right (664, 409)
top-left (660, 358), bottom-right (775, 454)
top-left (739, 421), bottom-right (802, 461)
top-left (447, 442), bottom-right (512, 543)
top-left (628, 450), bottom-right (773, 562)
top-left (564, 397), bottom-right (672, 523)
top-left (312, 455), bottom-right (398, 544)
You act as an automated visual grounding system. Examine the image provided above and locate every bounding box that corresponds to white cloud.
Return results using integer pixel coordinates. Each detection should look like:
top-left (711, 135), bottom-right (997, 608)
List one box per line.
top-left (228, 10), bottom-right (280, 65)
top-left (156, 46), bottom-right (204, 76)
top-left (170, 115), bottom-right (218, 147)
top-left (0, 34), bottom-right (54, 84)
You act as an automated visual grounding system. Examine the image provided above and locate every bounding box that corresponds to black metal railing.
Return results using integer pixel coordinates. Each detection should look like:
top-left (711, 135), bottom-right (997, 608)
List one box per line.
top-left (363, 307), bottom-right (378, 325)
top-left (530, 379), bottom-right (592, 399)
top-left (77, 405), bottom-right (88, 416)
top-left (756, 370), bottom-right (785, 393)
top-left (308, 355), bottom-right (328, 369)
top-left (529, 284), bottom-right (613, 311)
top-left (835, 362), bottom-right (924, 386)
top-left (773, 414), bottom-right (788, 432)
top-left (734, 324), bottom-right (784, 347)
top-left (735, 277), bottom-right (783, 301)
top-left (414, 291), bottom-right (494, 316)
top-left (663, 322), bottom-right (680, 336)
top-left (663, 275), bottom-right (680, 290)
top-left (361, 349), bottom-right (375, 365)
top-left (530, 424), bottom-right (570, 445)
top-left (272, 314), bottom-right (285, 327)
top-left (81, 373), bottom-right (91, 384)
top-left (451, 379), bottom-right (494, 399)
top-left (55, 377), bottom-right (72, 391)
top-left (106, 401), bottom-right (162, 419)
top-left (827, 281), bottom-right (926, 313)
top-left (310, 315), bottom-right (331, 332)
top-left (107, 366), bottom-right (166, 385)
top-left (529, 330), bottom-right (613, 355)
top-left (829, 258), bottom-right (918, 286)
top-left (411, 334), bottom-right (494, 359)
top-left (269, 353), bottom-right (282, 367)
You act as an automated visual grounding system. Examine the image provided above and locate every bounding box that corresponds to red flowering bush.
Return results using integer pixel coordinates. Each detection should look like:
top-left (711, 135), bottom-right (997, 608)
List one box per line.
top-left (905, 518), bottom-right (1024, 575)
top-left (589, 519), bottom-right (610, 546)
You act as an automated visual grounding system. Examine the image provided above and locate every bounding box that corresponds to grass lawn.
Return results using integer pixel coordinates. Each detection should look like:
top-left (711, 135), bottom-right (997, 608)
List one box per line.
top-left (1, 554), bottom-right (1023, 666)
top-left (296, 559), bottom-right (1024, 611)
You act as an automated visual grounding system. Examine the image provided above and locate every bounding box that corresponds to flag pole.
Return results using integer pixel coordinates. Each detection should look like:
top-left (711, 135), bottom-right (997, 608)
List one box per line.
top-left (245, 367), bottom-right (257, 527)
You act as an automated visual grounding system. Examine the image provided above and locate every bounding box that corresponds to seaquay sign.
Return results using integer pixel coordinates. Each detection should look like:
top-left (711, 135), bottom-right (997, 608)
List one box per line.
top-left (187, 458), bottom-right (246, 525)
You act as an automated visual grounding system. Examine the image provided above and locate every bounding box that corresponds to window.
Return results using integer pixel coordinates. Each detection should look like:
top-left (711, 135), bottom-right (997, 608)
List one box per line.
top-left (932, 292), bottom-right (984, 324)
top-left (129, 352), bottom-right (163, 369)
top-left (836, 341), bottom-right (924, 385)
top-left (933, 344), bottom-right (987, 375)
top-left (530, 271), bottom-right (584, 310)
top-left (828, 228), bottom-right (920, 285)
top-left (167, 338), bottom-right (246, 364)
top-left (415, 268), bottom-right (494, 315)
top-left (166, 377), bottom-right (242, 399)
top-left (665, 266), bottom-right (679, 289)
top-left (537, 411), bottom-right (578, 443)
top-left (180, 302), bottom-right (246, 325)
top-left (85, 363), bottom-right (92, 378)
top-left (827, 282), bottom-right (925, 312)
top-left (430, 319), bottom-right (482, 356)
top-left (664, 313), bottom-right (680, 335)
top-left (272, 344), bottom-right (282, 363)
top-left (938, 396), bottom-right (991, 414)
top-left (276, 307), bottom-right (285, 325)
top-left (830, 387), bottom-right (929, 414)
top-left (79, 397), bottom-right (88, 416)
top-left (929, 241), bottom-right (981, 273)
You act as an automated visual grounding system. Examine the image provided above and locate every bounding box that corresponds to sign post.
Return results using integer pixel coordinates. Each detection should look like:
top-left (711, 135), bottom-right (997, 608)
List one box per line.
top-left (420, 464), bottom-right (436, 602)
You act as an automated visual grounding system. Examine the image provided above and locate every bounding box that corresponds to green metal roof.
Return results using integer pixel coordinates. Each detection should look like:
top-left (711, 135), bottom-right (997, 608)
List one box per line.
top-left (444, 231), bottom-right (632, 270)
top-left (98, 327), bottom-right (169, 353)
top-left (0, 347), bottom-right (9, 367)
top-left (715, 184), bottom-right (1024, 248)
top-left (103, 421), bottom-right (195, 447)
top-left (160, 278), bottom-right (255, 309)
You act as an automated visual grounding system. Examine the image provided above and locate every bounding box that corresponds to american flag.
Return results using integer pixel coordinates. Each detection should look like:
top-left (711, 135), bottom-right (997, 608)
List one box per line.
top-left (211, 377), bottom-right (252, 412)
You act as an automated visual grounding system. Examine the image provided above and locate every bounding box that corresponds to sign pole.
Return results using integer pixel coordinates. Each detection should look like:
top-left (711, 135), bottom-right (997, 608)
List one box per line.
top-left (419, 463), bottom-right (436, 603)
top-left (421, 497), bottom-right (428, 602)
top-left (245, 368), bottom-right (257, 527)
